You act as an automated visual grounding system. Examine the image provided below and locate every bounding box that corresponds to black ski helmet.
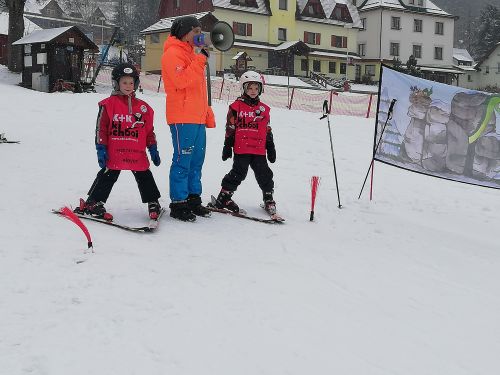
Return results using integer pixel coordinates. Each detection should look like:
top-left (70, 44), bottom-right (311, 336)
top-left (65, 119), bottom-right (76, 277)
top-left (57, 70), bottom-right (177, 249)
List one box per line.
top-left (111, 63), bottom-right (140, 91)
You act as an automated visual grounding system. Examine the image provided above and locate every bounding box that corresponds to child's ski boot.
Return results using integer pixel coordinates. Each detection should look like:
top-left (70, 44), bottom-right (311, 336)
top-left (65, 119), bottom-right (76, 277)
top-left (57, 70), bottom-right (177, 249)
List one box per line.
top-left (148, 201), bottom-right (162, 220)
top-left (215, 189), bottom-right (240, 213)
top-left (74, 198), bottom-right (113, 221)
top-left (263, 192), bottom-right (276, 215)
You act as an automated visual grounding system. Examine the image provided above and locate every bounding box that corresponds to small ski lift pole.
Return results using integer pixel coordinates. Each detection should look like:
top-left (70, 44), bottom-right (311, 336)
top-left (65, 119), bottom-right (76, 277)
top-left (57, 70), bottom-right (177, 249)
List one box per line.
top-left (358, 99), bottom-right (397, 200)
top-left (320, 100), bottom-right (342, 209)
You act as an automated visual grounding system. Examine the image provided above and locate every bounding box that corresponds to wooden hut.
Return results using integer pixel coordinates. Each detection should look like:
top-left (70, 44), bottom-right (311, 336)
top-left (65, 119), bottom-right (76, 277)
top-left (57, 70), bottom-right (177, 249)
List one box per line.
top-left (12, 26), bottom-right (98, 92)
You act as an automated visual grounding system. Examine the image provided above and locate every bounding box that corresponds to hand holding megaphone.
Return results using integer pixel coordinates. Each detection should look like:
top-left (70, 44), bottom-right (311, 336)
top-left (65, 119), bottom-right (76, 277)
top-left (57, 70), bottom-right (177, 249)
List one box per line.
top-left (193, 34), bottom-right (210, 57)
top-left (193, 21), bottom-right (234, 53)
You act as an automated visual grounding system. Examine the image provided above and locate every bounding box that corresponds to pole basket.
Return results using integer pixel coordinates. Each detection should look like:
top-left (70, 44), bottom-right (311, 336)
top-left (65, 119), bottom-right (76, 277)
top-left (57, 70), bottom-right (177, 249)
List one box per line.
top-left (310, 176), bottom-right (321, 221)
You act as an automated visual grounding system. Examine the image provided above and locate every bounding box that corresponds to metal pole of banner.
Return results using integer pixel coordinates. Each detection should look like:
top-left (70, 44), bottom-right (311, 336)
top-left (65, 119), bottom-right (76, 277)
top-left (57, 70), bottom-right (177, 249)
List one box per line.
top-left (206, 62), bottom-right (212, 106)
top-left (357, 98), bottom-right (397, 200)
top-left (320, 100), bottom-right (342, 209)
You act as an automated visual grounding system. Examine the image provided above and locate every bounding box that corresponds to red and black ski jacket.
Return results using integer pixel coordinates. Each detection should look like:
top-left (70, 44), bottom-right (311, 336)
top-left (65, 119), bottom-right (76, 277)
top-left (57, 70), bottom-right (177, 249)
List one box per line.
top-left (225, 94), bottom-right (272, 156)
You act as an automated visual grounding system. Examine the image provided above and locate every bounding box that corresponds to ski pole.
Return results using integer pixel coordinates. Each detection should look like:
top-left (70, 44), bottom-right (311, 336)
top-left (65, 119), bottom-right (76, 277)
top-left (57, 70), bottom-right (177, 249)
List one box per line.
top-left (320, 100), bottom-right (342, 209)
top-left (358, 99), bottom-right (397, 199)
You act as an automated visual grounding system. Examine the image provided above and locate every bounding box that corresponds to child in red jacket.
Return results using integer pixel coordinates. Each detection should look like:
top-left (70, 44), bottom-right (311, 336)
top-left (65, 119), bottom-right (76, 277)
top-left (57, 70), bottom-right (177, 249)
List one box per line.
top-left (213, 70), bottom-right (277, 214)
top-left (74, 63), bottom-right (162, 221)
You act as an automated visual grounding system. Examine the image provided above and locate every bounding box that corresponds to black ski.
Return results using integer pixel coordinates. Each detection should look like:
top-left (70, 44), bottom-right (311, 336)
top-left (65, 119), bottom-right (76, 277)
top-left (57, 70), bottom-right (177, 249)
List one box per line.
top-left (52, 208), bottom-right (166, 232)
top-left (0, 134), bottom-right (20, 144)
top-left (206, 196), bottom-right (284, 224)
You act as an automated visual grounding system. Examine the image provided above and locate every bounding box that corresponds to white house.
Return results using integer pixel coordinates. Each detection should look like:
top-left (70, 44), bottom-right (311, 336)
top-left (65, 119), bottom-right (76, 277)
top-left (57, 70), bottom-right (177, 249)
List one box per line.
top-left (452, 48), bottom-right (476, 89)
top-left (474, 42), bottom-right (500, 91)
top-left (356, 0), bottom-right (461, 84)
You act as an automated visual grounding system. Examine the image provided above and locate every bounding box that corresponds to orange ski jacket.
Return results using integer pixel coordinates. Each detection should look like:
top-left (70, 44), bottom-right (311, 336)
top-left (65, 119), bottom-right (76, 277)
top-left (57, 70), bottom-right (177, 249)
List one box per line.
top-left (161, 35), bottom-right (215, 128)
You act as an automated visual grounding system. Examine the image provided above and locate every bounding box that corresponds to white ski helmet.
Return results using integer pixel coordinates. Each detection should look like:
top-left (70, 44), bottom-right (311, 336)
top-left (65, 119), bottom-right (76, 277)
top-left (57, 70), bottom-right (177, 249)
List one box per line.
top-left (239, 70), bottom-right (263, 95)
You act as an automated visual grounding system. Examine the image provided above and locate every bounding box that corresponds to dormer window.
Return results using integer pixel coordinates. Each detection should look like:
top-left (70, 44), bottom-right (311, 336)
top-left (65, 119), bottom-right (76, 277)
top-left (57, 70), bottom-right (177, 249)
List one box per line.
top-left (330, 4), bottom-right (353, 23)
top-left (302, 0), bottom-right (326, 18)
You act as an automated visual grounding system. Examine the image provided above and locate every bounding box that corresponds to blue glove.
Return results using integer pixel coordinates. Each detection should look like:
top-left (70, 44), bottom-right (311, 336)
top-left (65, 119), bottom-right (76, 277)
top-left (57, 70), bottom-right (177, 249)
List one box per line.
top-left (96, 144), bottom-right (108, 169)
top-left (148, 144), bottom-right (161, 166)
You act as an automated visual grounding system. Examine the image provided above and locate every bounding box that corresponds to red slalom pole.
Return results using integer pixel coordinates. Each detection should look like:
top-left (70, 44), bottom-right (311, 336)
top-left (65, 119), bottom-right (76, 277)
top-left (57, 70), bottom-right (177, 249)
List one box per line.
top-left (310, 176), bottom-right (321, 221)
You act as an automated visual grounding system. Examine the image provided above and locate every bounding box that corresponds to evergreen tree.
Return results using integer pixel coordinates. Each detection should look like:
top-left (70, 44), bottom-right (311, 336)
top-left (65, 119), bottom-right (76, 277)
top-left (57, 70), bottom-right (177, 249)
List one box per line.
top-left (472, 4), bottom-right (500, 60)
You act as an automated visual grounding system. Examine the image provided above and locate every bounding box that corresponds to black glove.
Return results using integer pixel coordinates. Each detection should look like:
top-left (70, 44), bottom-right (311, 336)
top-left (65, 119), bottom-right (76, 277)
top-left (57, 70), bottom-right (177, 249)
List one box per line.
top-left (222, 145), bottom-right (232, 161)
top-left (267, 145), bottom-right (276, 163)
top-left (266, 132), bottom-right (276, 163)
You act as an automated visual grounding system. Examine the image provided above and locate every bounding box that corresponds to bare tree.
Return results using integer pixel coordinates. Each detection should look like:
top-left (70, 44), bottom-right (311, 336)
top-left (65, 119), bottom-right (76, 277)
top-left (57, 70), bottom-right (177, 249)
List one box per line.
top-left (5, 0), bottom-right (26, 72)
top-left (60, 0), bottom-right (100, 25)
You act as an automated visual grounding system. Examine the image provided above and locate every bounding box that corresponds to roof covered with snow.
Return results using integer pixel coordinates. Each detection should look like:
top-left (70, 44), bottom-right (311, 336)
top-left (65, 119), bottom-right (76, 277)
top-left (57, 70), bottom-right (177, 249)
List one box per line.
top-left (297, 0), bottom-right (362, 28)
top-left (358, 0), bottom-right (452, 17)
top-left (212, 0), bottom-right (271, 15)
top-left (24, 0), bottom-right (52, 14)
top-left (453, 48), bottom-right (474, 63)
top-left (12, 26), bottom-right (72, 44)
top-left (141, 12), bottom-right (211, 34)
top-left (0, 11), bottom-right (41, 36)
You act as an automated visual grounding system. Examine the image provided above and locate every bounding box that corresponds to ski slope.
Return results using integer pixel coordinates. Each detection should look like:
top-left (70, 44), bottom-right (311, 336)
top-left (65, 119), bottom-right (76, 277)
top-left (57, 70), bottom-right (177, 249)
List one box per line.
top-left (1, 66), bottom-right (499, 375)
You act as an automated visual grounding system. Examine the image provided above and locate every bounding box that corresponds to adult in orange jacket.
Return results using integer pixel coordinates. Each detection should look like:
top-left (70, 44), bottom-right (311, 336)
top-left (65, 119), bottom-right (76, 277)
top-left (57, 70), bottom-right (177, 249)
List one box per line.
top-left (161, 15), bottom-right (215, 222)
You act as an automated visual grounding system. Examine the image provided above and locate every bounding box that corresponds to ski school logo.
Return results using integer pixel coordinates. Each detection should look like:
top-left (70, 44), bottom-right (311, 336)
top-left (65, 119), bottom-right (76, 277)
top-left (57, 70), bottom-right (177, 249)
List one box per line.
top-left (140, 105), bottom-right (147, 113)
top-left (259, 106), bottom-right (265, 113)
top-left (123, 67), bottom-right (133, 74)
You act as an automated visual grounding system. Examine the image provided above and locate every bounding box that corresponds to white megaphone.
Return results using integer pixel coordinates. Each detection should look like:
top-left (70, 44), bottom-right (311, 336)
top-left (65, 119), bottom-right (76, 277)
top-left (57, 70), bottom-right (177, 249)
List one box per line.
top-left (193, 21), bottom-right (235, 52)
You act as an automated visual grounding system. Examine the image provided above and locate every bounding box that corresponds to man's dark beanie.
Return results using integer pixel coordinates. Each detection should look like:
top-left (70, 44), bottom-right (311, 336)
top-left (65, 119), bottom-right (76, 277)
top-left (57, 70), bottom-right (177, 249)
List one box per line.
top-left (170, 16), bottom-right (202, 39)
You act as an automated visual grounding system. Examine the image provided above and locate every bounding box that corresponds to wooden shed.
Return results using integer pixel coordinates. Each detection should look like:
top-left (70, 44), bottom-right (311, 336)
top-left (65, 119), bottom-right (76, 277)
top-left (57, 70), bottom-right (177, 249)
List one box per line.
top-left (12, 26), bottom-right (98, 92)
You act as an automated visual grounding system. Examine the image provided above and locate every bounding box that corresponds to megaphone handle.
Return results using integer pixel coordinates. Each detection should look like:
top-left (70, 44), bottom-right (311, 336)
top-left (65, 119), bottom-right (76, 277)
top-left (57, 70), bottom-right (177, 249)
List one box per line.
top-left (206, 61), bottom-right (212, 106)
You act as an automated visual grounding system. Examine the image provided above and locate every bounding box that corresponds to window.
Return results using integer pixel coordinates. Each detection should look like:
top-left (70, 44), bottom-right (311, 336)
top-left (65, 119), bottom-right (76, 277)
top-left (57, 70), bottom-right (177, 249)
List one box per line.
top-left (365, 65), bottom-right (375, 76)
top-left (468, 75), bottom-right (472, 82)
top-left (391, 17), bottom-right (401, 30)
top-left (304, 31), bottom-right (321, 45)
top-left (409, 0), bottom-right (415, 4)
top-left (175, 0), bottom-right (180, 8)
top-left (151, 34), bottom-right (160, 43)
top-left (340, 63), bottom-right (347, 74)
top-left (329, 61), bottom-right (336, 73)
top-left (485, 66), bottom-right (489, 74)
top-left (331, 35), bottom-right (347, 48)
top-left (413, 44), bottom-right (422, 58)
top-left (418, 0), bottom-right (423, 5)
top-left (233, 22), bottom-right (252, 36)
top-left (278, 28), bottom-right (287, 41)
top-left (434, 46), bottom-right (443, 60)
top-left (390, 42), bottom-right (400, 56)
top-left (313, 60), bottom-right (321, 72)
top-left (230, 0), bottom-right (258, 6)
top-left (414, 19), bottom-right (422, 32)
top-left (435, 22), bottom-right (443, 35)
top-left (301, 59), bottom-right (309, 71)
top-left (358, 43), bottom-right (366, 56)
top-left (360, 18), bottom-right (366, 31)
top-left (279, 0), bottom-right (287, 10)
top-left (305, 3), bottom-right (322, 16)
top-left (497, 62), bottom-right (500, 73)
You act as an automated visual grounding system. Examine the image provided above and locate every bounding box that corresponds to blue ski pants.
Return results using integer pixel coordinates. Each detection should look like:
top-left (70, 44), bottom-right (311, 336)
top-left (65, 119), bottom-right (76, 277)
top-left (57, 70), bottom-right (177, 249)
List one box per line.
top-left (169, 124), bottom-right (206, 202)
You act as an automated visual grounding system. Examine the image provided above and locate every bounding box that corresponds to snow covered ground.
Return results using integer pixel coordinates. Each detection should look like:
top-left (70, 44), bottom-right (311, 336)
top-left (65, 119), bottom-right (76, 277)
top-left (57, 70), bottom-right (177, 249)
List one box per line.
top-left (1, 65), bottom-right (500, 375)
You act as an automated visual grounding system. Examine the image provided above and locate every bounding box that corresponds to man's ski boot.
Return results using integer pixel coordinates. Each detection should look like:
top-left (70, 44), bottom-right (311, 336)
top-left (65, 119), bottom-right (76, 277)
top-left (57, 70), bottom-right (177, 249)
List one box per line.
top-left (74, 198), bottom-right (113, 221)
top-left (187, 194), bottom-right (211, 217)
top-left (215, 189), bottom-right (240, 213)
top-left (263, 192), bottom-right (276, 215)
top-left (169, 200), bottom-right (196, 222)
top-left (148, 201), bottom-right (162, 220)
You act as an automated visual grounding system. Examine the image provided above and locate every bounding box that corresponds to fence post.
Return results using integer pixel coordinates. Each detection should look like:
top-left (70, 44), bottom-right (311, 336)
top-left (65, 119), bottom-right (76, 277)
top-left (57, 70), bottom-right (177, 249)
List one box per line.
top-left (366, 93), bottom-right (373, 118)
top-left (219, 77), bottom-right (225, 100)
top-left (288, 87), bottom-right (295, 109)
